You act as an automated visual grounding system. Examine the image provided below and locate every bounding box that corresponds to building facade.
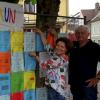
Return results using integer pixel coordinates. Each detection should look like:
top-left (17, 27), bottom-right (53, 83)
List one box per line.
top-left (19, 0), bottom-right (69, 32)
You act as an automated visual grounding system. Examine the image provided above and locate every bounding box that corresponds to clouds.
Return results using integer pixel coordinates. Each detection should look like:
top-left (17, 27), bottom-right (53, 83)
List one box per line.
top-left (69, 0), bottom-right (100, 15)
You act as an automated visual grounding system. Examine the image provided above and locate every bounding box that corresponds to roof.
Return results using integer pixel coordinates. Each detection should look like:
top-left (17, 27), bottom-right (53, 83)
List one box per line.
top-left (81, 9), bottom-right (96, 23)
top-left (91, 11), bottom-right (100, 22)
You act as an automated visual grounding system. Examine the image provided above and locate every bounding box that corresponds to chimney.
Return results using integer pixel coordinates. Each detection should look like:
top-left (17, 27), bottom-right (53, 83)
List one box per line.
top-left (95, 2), bottom-right (100, 13)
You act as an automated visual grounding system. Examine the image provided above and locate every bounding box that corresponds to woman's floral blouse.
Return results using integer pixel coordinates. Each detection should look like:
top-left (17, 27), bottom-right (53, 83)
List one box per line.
top-left (41, 51), bottom-right (69, 97)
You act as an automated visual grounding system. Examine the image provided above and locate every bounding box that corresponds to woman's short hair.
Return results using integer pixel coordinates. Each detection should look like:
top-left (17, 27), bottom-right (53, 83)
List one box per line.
top-left (55, 37), bottom-right (72, 54)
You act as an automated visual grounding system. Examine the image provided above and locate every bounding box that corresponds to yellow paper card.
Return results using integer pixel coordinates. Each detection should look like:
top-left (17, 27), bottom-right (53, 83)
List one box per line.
top-left (11, 31), bottom-right (24, 52)
top-left (24, 71), bottom-right (35, 90)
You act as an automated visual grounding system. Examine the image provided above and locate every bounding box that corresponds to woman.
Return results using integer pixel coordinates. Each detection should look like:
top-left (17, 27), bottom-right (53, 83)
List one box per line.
top-left (29, 28), bottom-right (72, 100)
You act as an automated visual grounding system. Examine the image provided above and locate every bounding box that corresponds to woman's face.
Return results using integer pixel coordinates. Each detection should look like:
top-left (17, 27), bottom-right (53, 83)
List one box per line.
top-left (55, 41), bottom-right (67, 56)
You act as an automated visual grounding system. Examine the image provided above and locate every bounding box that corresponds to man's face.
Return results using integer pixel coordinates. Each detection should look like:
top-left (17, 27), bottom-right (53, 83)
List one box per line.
top-left (75, 28), bottom-right (89, 44)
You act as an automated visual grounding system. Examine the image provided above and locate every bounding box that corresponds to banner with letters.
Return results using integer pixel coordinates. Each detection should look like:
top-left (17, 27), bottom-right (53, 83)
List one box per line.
top-left (0, 2), bottom-right (24, 31)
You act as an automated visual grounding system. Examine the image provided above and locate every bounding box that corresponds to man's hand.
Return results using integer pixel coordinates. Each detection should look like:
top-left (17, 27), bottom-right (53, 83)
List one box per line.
top-left (85, 77), bottom-right (99, 87)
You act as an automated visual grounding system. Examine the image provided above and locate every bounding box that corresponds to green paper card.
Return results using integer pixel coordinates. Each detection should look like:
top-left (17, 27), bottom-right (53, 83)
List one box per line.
top-left (11, 71), bottom-right (24, 93)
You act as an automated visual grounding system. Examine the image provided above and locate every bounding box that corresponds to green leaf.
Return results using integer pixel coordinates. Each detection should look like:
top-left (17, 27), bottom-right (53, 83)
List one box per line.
top-left (30, 0), bottom-right (37, 4)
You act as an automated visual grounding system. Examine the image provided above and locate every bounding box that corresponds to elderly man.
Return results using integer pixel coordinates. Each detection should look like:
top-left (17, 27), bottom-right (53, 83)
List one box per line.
top-left (69, 25), bottom-right (100, 100)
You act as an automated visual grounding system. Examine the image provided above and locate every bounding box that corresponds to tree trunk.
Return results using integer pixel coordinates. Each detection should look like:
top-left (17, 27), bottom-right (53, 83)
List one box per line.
top-left (0, 0), bottom-right (19, 3)
top-left (36, 0), bottom-right (60, 87)
top-left (36, 0), bottom-right (60, 32)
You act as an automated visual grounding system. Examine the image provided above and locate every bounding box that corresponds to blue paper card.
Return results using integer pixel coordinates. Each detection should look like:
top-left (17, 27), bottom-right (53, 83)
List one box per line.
top-left (24, 90), bottom-right (36, 100)
top-left (35, 33), bottom-right (44, 52)
top-left (24, 32), bottom-right (35, 52)
top-left (11, 52), bottom-right (24, 72)
top-left (0, 31), bottom-right (10, 52)
top-left (0, 74), bottom-right (10, 95)
top-left (36, 87), bottom-right (47, 100)
top-left (0, 94), bottom-right (10, 100)
top-left (24, 52), bottom-right (36, 71)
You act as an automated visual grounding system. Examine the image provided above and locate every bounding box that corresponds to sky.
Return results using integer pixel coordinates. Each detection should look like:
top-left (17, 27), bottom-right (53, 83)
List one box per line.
top-left (69, 0), bottom-right (100, 15)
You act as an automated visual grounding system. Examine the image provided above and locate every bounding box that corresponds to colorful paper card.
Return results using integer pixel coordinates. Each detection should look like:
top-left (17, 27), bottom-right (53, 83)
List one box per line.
top-left (24, 90), bottom-right (35, 100)
top-left (11, 92), bottom-right (24, 100)
top-left (0, 74), bottom-right (10, 95)
top-left (24, 52), bottom-right (36, 71)
top-left (24, 32), bottom-right (35, 52)
top-left (24, 71), bottom-right (35, 90)
top-left (0, 31), bottom-right (10, 52)
top-left (11, 72), bottom-right (24, 93)
top-left (11, 52), bottom-right (24, 72)
top-left (0, 52), bottom-right (11, 73)
top-left (36, 87), bottom-right (47, 100)
top-left (0, 94), bottom-right (10, 100)
top-left (11, 31), bottom-right (24, 52)
top-left (35, 34), bottom-right (44, 52)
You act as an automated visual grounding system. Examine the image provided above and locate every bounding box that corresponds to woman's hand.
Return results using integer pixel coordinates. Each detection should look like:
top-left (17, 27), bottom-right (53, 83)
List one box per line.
top-left (29, 51), bottom-right (36, 57)
top-left (33, 27), bottom-right (47, 45)
top-left (33, 27), bottom-right (43, 35)
top-left (29, 51), bottom-right (40, 62)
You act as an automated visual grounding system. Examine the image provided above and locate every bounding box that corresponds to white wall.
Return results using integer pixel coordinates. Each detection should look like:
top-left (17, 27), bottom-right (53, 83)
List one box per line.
top-left (91, 20), bottom-right (100, 44)
top-left (91, 21), bottom-right (100, 36)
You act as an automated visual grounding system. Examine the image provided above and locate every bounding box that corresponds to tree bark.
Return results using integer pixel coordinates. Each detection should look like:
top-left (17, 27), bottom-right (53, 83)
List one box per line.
top-left (0, 0), bottom-right (19, 3)
top-left (36, 0), bottom-right (60, 32)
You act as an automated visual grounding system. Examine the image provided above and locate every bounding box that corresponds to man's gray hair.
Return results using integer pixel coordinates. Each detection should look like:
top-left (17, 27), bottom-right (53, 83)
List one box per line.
top-left (75, 25), bottom-right (89, 33)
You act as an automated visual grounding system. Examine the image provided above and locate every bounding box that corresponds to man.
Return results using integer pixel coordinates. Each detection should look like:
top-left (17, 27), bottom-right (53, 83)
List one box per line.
top-left (69, 25), bottom-right (100, 100)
